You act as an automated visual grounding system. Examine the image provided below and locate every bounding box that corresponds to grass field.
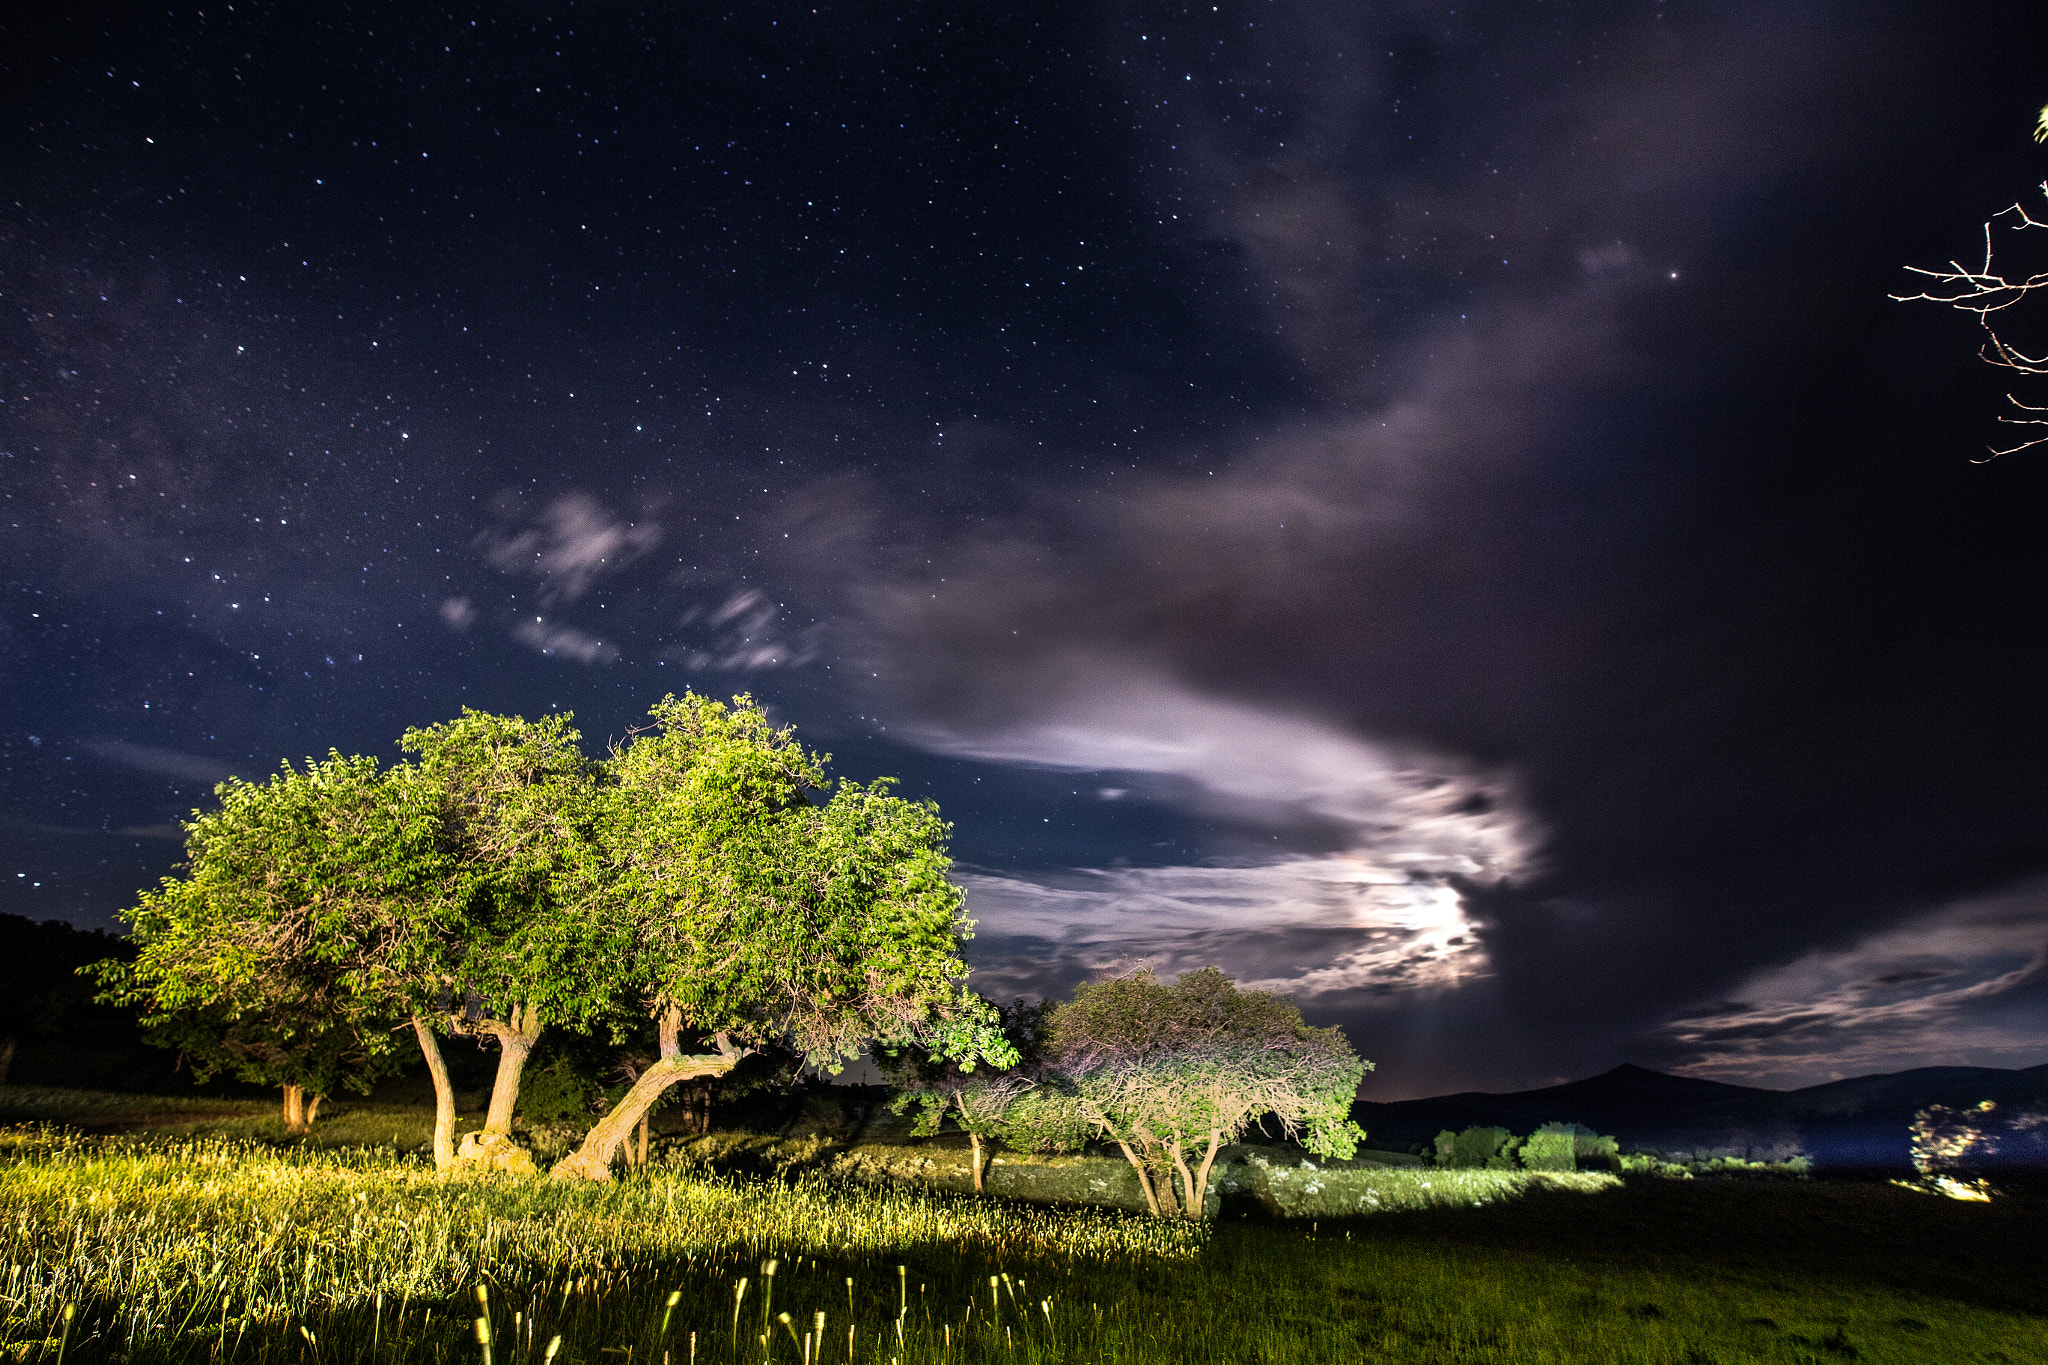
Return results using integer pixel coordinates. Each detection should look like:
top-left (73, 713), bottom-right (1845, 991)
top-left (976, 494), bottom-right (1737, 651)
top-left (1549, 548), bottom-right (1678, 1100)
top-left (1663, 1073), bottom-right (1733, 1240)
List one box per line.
top-left (1, 1091), bottom-right (2044, 1363)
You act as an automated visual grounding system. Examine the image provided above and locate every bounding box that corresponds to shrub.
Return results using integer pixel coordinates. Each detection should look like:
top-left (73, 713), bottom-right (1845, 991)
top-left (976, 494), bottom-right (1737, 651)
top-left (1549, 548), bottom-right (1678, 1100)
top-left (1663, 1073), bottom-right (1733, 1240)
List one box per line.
top-left (1570, 1126), bottom-right (1621, 1170)
top-left (1519, 1125), bottom-right (1576, 1172)
top-left (1619, 1152), bottom-right (1809, 1179)
top-left (517, 1055), bottom-right (603, 1127)
top-left (1223, 1155), bottom-right (1619, 1217)
top-left (1441, 1126), bottom-right (1515, 1169)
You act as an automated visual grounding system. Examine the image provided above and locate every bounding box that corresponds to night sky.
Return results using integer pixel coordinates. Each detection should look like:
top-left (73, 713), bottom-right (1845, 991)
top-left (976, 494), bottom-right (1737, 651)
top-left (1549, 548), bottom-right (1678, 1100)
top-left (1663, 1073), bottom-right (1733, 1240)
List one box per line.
top-left (8, 1), bottom-right (2048, 1098)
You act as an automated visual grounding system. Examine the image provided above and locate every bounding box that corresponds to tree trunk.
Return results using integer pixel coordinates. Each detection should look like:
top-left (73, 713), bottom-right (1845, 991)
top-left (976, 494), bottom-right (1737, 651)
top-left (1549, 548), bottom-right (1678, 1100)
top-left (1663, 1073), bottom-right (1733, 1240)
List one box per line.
top-left (1153, 1159), bottom-right (1184, 1218)
top-left (636, 1111), bottom-right (650, 1167)
top-left (0, 1036), bottom-right (17, 1087)
top-left (1110, 1136), bottom-right (1163, 1217)
top-left (1189, 1129), bottom-right (1225, 1220)
top-left (305, 1094), bottom-right (323, 1128)
top-left (552, 1016), bottom-right (740, 1181)
top-left (689, 1083), bottom-right (710, 1134)
top-left (969, 1131), bottom-right (986, 1193)
top-left (413, 1017), bottom-right (457, 1171)
top-left (480, 1002), bottom-right (543, 1138)
top-left (1167, 1135), bottom-right (1198, 1218)
top-left (282, 1084), bottom-right (307, 1134)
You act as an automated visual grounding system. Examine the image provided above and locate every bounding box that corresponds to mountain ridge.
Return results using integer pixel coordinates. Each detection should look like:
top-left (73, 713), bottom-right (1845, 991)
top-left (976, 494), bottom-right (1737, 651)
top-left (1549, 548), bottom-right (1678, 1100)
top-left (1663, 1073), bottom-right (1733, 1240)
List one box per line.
top-left (1353, 1061), bottom-right (2048, 1169)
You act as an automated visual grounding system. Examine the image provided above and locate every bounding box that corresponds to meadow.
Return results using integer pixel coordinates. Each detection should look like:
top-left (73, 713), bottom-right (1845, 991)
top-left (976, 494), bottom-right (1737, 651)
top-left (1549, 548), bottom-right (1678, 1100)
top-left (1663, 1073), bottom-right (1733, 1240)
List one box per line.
top-left (1, 1094), bottom-right (2044, 1364)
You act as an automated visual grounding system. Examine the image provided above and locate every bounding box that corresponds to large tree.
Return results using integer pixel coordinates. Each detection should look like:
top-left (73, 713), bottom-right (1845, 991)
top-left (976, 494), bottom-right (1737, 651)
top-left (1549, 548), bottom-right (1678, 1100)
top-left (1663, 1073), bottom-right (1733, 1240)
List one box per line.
top-left (99, 712), bottom-right (604, 1168)
top-left (548, 693), bottom-right (1013, 1180)
top-left (394, 709), bottom-right (606, 1167)
top-left (94, 754), bottom-right (433, 1131)
top-left (1031, 967), bottom-right (1370, 1219)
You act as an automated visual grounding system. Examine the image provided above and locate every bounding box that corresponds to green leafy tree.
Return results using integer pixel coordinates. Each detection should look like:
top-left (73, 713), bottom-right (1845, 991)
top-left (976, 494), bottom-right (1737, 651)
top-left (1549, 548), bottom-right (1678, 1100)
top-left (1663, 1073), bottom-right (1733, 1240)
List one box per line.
top-left (1034, 966), bottom-right (1371, 1219)
top-left (395, 709), bottom-right (605, 1167)
top-left (97, 711), bottom-right (601, 1167)
top-left (886, 998), bottom-right (1050, 1191)
top-left (93, 754), bottom-right (433, 1132)
top-left (549, 693), bottom-right (1014, 1181)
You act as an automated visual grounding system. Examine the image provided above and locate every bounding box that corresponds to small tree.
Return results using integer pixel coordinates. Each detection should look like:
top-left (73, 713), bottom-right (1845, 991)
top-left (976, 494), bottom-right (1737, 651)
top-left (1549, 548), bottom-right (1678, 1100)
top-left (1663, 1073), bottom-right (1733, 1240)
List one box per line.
top-left (1037, 967), bottom-right (1370, 1219)
top-left (886, 999), bottom-right (1050, 1191)
top-left (549, 694), bottom-right (1014, 1181)
top-left (94, 755), bottom-right (430, 1131)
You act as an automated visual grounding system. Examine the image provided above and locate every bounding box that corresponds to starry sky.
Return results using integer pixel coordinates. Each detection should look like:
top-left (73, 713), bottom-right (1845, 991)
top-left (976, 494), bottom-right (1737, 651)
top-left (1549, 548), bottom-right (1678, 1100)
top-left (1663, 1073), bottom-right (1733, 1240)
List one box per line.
top-left (8, 0), bottom-right (2048, 1098)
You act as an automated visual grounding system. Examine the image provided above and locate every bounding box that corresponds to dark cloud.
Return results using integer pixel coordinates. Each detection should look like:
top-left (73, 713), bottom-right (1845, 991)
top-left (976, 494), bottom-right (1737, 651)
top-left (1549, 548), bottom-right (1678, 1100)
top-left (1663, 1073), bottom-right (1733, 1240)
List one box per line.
top-left (775, 0), bottom-right (2048, 1084)
top-left (7, 0), bottom-right (2048, 1086)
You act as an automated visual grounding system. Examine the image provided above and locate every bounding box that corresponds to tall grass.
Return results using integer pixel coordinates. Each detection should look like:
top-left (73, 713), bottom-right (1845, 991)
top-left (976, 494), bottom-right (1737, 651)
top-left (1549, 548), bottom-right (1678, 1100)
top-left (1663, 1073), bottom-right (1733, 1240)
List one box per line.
top-left (3, 1127), bottom-right (2045, 1363)
top-left (0, 1129), bottom-right (1193, 1362)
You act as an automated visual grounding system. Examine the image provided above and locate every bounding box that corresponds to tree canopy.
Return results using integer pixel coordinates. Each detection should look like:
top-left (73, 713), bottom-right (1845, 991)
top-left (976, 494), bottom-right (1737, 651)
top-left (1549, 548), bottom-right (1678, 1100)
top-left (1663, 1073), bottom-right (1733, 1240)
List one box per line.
top-left (548, 693), bottom-right (1012, 1179)
top-left (93, 752), bottom-right (436, 1129)
top-left (97, 698), bottom-right (1398, 1201)
top-left (1028, 966), bottom-right (1370, 1219)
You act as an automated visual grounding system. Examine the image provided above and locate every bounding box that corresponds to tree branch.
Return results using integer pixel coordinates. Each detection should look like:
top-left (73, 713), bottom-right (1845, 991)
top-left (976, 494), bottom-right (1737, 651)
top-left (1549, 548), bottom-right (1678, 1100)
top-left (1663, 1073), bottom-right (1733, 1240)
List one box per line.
top-left (1894, 185), bottom-right (2048, 457)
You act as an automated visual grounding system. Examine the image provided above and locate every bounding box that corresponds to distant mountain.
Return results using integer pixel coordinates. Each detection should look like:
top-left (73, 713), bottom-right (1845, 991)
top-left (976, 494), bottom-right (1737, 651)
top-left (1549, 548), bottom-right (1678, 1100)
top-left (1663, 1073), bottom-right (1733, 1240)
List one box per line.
top-left (1353, 1062), bottom-right (2048, 1170)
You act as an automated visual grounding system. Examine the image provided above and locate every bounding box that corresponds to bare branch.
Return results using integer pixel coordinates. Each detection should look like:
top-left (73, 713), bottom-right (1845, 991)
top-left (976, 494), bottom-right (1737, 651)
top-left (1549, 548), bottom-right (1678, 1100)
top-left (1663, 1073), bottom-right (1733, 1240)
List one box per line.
top-left (1896, 183), bottom-right (2048, 458)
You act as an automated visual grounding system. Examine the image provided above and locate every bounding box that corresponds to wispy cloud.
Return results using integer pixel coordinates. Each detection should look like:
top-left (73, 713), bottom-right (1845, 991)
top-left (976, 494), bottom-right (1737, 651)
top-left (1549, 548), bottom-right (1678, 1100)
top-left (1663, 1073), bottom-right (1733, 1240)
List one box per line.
top-left (512, 620), bottom-right (619, 665)
top-left (1656, 880), bottom-right (2048, 1088)
top-left (117, 823), bottom-right (186, 841)
top-left (478, 493), bottom-right (660, 605)
top-left (663, 588), bottom-right (821, 671)
top-left (912, 671), bottom-right (1529, 881)
top-left (81, 740), bottom-right (238, 785)
top-left (960, 854), bottom-right (1489, 1005)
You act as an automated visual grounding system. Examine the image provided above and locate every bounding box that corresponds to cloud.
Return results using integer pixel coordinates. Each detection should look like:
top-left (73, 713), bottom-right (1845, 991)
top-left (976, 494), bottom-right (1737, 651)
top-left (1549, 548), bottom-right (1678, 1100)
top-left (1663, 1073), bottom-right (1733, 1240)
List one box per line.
top-left (81, 740), bottom-right (238, 785)
top-left (912, 669), bottom-right (1529, 880)
top-left (116, 823), bottom-right (186, 841)
top-left (762, 3), bottom-right (1958, 1089)
top-left (439, 596), bottom-right (476, 629)
top-left (512, 619), bottom-right (620, 665)
top-left (959, 855), bottom-right (1490, 1006)
top-left (1653, 879), bottom-right (2048, 1088)
top-left (663, 588), bottom-right (822, 671)
top-left (478, 493), bottom-right (661, 604)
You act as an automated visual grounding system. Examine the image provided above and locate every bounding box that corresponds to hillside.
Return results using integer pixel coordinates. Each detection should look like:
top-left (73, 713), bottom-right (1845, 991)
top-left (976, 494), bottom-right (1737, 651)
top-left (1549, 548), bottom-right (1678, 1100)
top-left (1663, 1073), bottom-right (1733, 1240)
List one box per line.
top-left (1354, 1061), bottom-right (2048, 1169)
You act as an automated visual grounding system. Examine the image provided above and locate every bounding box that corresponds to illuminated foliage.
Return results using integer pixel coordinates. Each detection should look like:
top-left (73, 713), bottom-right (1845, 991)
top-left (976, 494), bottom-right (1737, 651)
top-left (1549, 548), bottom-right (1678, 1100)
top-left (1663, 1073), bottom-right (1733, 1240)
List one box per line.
top-left (395, 709), bottom-right (604, 1157)
top-left (549, 693), bottom-right (1013, 1180)
top-left (886, 999), bottom-right (1050, 1190)
top-left (92, 753), bottom-right (435, 1131)
top-left (97, 694), bottom-right (1009, 1179)
top-left (1029, 967), bottom-right (1370, 1219)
